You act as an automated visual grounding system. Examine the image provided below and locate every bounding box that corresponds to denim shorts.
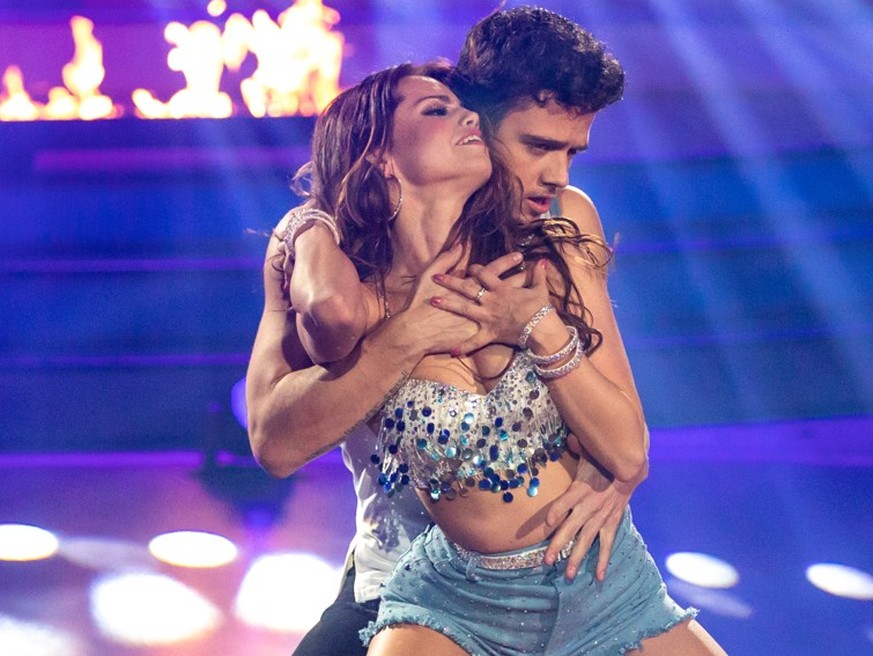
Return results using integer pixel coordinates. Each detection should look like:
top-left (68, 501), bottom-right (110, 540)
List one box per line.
top-left (360, 508), bottom-right (696, 655)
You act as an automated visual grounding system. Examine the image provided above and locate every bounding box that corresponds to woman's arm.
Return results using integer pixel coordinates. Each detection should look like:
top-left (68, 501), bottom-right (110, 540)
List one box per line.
top-left (524, 188), bottom-right (647, 482)
top-left (278, 208), bottom-right (376, 365)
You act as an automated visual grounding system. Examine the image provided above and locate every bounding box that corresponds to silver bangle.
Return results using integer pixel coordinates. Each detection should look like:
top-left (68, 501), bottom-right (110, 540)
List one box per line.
top-left (281, 208), bottom-right (340, 258)
top-left (517, 304), bottom-right (555, 349)
top-left (526, 326), bottom-right (578, 366)
top-left (534, 338), bottom-right (583, 380)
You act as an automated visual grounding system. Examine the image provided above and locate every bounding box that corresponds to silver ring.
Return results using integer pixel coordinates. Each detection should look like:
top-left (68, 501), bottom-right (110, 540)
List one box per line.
top-left (474, 285), bottom-right (487, 302)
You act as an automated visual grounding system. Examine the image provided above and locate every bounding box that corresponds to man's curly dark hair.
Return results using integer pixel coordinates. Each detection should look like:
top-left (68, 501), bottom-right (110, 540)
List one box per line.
top-left (453, 6), bottom-right (625, 126)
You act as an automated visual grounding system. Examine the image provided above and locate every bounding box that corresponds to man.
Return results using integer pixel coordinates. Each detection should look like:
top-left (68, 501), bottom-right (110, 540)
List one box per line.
top-left (245, 7), bottom-right (643, 655)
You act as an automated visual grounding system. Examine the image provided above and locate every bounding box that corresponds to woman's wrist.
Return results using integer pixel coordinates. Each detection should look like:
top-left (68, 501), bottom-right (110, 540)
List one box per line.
top-left (524, 311), bottom-right (573, 356)
top-left (293, 220), bottom-right (342, 255)
top-left (282, 208), bottom-right (340, 258)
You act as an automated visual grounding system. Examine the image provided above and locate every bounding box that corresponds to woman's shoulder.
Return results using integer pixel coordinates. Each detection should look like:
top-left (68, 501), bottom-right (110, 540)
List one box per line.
top-left (555, 186), bottom-right (605, 240)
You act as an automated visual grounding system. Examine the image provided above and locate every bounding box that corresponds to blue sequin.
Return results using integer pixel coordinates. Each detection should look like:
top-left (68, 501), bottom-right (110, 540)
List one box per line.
top-left (502, 492), bottom-right (514, 503)
top-left (369, 351), bottom-right (567, 503)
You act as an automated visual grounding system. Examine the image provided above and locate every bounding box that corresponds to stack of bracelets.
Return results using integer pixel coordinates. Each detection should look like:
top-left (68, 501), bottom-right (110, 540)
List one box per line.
top-left (517, 304), bottom-right (583, 380)
top-left (281, 207), bottom-right (341, 259)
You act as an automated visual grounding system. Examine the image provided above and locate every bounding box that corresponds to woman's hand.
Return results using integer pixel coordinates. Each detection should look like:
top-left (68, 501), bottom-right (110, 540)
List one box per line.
top-left (386, 246), bottom-right (481, 357)
top-left (430, 253), bottom-right (551, 355)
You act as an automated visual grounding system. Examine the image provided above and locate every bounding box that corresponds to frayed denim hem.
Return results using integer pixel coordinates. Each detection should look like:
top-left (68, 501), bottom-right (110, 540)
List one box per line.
top-left (359, 616), bottom-right (473, 654)
top-left (614, 607), bottom-right (699, 654)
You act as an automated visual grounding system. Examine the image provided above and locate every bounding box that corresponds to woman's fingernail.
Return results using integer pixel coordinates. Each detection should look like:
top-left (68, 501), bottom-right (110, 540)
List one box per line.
top-left (450, 347), bottom-right (461, 357)
top-left (432, 273), bottom-right (444, 282)
top-left (539, 259), bottom-right (547, 269)
top-left (431, 296), bottom-right (442, 305)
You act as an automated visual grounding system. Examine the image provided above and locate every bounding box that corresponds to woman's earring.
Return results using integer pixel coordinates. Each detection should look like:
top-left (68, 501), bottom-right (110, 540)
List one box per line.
top-left (387, 176), bottom-right (403, 222)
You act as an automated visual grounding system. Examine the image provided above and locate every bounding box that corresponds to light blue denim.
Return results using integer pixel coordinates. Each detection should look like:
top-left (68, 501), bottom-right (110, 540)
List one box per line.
top-left (361, 508), bottom-right (696, 655)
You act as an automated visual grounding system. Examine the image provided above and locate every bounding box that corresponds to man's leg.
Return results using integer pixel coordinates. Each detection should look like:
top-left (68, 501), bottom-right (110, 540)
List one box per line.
top-left (292, 564), bottom-right (379, 656)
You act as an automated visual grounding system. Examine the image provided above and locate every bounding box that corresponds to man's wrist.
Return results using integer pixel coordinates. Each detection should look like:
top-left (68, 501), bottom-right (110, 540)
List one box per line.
top-left (362, 312), bottom-right (427, 369)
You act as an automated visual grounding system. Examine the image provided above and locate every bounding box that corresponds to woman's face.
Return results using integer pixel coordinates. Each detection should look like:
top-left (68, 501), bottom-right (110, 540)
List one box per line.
top-left (383, 76), bottom-right (491, 193)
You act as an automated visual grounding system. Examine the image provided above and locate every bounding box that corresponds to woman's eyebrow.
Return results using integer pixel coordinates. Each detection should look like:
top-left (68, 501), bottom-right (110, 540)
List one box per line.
top-left (413, 94), bottom-right (454, 106)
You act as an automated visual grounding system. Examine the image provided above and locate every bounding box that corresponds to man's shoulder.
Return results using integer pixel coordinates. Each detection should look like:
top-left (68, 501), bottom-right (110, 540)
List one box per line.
top-left (556, 185), bottom-right (605, 238)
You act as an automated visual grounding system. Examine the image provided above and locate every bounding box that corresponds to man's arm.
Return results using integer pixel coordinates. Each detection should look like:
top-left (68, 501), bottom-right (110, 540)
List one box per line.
top-left (245, 231), bottom-right (477, 478)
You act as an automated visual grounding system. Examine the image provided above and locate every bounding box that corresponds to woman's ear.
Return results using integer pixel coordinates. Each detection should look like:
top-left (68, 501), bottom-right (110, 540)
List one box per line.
top-left (365, 150), bottom-right (396, 179)
top-left (381, 158), bottom-right (397, 179)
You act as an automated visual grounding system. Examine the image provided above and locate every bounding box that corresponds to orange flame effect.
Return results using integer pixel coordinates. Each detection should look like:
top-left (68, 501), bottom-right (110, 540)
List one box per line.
top-left (0, 0), bottom-right (343, 121)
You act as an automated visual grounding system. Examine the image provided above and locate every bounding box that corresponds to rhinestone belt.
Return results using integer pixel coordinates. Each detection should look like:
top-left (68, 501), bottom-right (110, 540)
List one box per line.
top-left (452, 539), bottom-right (575, 570)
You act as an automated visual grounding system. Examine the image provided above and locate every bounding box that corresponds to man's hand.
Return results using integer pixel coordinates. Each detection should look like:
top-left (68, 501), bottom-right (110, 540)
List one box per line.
top-left (543, 444), bottom-right (643, 582)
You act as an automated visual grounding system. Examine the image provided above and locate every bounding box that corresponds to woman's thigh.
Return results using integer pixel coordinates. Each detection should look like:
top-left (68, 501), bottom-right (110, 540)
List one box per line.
top-left (367, 624), bottom-right (469, 656)
top-left (628, 618), bottom-right (727, 656)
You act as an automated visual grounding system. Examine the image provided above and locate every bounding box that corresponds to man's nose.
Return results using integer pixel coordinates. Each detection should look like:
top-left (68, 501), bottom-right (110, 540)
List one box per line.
top-left (542, 154), bottom-right (569, 189)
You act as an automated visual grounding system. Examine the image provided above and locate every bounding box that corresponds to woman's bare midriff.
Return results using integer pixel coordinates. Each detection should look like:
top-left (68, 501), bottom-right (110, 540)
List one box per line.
top-left (415, 451), bottom-right (577, 554)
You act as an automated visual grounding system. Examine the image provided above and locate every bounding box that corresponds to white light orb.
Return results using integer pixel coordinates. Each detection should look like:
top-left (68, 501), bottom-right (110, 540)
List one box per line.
top-left (665, 552), bottom-right (740, 589)
top-left (806, 563), bottom-right (873, 600)
top-left (0, 524), bottom-right (59, 561)
top-left (235, 552), bottom-right (342, 632)
top-left (90, 571), bottom-right (221, 645)
top-left (148, 530), bottom-right (238, 568)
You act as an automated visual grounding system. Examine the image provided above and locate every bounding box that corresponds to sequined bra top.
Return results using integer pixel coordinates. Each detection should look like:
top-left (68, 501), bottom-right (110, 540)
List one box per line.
top-left (370, 350), bottom-right (567, 503)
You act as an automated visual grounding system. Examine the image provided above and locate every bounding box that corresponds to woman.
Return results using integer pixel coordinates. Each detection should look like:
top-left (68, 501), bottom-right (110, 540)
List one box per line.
top-left (253, 63), bottom-right (726, 655)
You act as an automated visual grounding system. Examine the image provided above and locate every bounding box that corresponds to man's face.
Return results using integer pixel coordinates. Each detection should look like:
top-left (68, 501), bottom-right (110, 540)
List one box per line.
top-left (493, 100), bottom-right (596, 220)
